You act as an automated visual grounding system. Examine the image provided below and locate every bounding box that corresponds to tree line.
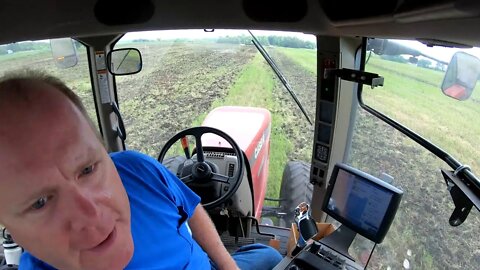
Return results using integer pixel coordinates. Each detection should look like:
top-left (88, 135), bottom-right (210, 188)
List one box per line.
top-left (217, 35), bottom-right (316, 49)
top-left (131, 35), bottom-right (316, 49)
top-left (0, 41), bottom-right (50, 55)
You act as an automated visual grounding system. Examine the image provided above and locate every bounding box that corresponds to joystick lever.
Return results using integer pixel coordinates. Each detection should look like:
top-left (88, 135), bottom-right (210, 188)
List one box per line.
top-left (291, 202), bottom-right (318, 256)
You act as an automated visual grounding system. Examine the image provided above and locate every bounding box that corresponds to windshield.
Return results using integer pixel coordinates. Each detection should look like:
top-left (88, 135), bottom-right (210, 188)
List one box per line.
top-left (114, 29), bottom-right (317, 210)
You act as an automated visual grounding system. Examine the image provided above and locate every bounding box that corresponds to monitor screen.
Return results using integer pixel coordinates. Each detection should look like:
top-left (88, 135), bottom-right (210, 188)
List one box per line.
top-left (322, 164), bottom-right (403, 243)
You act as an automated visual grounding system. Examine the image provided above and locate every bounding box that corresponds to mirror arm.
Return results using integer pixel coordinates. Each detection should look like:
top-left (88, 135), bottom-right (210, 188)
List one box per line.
top-left (357, 86), bottom-right (480, 186)
top-left (358, 38), bottom-right (480, 217)
top-left (357, 87), bottom-right (480, 220)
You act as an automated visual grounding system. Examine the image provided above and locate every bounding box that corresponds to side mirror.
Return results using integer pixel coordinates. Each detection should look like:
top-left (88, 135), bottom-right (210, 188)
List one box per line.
top-left (441, 52), bottom-right (480, 101)
top-left (50, 38), bottom-right (79, 69)
top-left (107, 48), bottom-right (142, 75)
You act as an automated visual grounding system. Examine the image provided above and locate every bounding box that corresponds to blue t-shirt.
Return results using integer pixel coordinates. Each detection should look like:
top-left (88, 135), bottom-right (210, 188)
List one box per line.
top-left (19, 151), bottom-right (211, 270)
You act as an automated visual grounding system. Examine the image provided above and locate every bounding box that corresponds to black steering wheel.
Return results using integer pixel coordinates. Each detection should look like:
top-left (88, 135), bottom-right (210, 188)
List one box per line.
top-left (158, 126), bottom-right (244, 210)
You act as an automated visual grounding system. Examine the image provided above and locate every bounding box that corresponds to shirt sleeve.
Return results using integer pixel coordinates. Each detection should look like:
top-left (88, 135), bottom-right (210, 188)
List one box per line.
top-left (111, 151), bottom-right (201, 218)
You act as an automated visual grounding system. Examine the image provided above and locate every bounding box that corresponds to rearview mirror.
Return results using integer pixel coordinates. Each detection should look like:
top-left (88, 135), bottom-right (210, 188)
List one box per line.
top-left (441, 52), bottom-right (480, 100)
top-left (107, 48), bottom-right (142, 75)
top-left (50, 38), bottom-right (79, 69)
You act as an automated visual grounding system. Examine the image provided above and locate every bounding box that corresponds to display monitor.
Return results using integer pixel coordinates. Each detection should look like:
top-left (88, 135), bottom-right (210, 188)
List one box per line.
top-left (322, 163), bottom-right (403, 243)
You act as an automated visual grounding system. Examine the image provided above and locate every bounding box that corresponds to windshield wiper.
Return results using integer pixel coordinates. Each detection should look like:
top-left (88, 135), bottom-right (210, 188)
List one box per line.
top-left (248, 30), bottom-right (313, 125)
top-left (367, 39), bottom-right (449, 65)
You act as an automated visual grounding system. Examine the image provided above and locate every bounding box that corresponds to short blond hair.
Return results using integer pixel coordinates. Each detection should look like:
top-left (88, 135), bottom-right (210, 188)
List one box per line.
top-left (0, 70), bottom-right (103, 143)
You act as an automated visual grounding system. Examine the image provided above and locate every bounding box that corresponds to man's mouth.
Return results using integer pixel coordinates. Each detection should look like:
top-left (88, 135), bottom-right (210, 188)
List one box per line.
top-left (89, 227), bottom-right (117, 253)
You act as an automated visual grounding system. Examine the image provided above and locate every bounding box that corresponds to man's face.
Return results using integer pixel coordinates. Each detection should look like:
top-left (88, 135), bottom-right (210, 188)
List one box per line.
top-left (0, 81), bottom-right (133, 270)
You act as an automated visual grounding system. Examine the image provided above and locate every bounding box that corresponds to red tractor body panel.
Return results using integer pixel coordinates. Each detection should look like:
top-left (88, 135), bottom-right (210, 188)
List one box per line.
top-left (202, 106), bottom-right (271, 219)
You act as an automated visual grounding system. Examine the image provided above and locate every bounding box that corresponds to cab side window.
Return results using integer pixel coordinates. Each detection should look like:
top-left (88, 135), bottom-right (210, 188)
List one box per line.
top-left (0, 40), bottom-right (99, 132)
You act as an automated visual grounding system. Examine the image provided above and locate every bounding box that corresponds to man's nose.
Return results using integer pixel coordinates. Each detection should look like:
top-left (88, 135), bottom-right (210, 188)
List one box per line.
top-left (67, 188), bottom-right (100, 232)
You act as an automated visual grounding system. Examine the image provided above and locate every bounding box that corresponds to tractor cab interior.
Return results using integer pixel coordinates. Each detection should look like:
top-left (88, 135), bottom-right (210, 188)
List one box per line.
top-left (0, 1), bottom-right (480, 269)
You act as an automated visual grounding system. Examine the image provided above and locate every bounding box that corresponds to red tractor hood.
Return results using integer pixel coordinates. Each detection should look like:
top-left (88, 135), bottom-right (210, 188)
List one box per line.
top-left (201, 106), bottom-right (271, 156)
top-left (202, 106), bottom-right (272, 219)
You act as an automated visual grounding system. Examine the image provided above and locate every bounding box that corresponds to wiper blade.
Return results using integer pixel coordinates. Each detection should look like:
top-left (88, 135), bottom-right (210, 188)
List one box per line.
top-left (248, 30), bottom-right (313, 125)
top-left (367, 39), bottom-right (449, 65)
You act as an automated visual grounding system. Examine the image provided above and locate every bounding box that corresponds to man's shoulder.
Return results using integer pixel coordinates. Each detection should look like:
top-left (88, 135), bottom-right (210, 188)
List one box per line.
top-left (110, 150), bottom-right (154, 163)
top-left (109, 150), bottom-right (164, 180)
top-left (110, 150), bottom-right (163, 169)
top-left (109, 150), bottom-right (174, 185)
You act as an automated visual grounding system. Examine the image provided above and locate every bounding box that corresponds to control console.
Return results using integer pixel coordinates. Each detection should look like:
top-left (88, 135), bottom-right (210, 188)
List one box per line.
top-left (284, 241), bottom-right (362, 270)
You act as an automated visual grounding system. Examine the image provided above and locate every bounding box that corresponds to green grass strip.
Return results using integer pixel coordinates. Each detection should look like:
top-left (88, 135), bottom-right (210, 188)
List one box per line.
top-left (276, 47), bottom-right (317, 74)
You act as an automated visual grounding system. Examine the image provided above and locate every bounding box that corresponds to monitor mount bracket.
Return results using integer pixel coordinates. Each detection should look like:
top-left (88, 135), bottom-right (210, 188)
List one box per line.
top-left (319, 225), bottom-right (357, 261)
top-left (441, 169), bottom-right (476, 226)
top-left (324, 68), bottom-right (384, 89)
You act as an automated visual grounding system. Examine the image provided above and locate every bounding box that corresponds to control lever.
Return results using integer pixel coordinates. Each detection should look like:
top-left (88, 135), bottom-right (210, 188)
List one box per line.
top-left (1, 228), bottom-right (21, 269)
top-left (292, 202), bottom-right (318, 256)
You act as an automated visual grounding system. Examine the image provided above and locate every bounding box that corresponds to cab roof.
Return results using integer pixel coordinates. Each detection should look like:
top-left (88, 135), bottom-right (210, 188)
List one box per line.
top-left (1, 0), bottom-right (480, 46)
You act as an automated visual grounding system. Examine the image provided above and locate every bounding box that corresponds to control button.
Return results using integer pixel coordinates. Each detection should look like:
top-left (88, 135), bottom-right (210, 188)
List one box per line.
top-left (288, 265), bottom-right (300, 270)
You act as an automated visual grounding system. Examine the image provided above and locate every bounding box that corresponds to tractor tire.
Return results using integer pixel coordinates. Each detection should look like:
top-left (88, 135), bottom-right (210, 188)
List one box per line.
top-left (279, 161), bottom-right (313, 227)
top-left (161, 156), bottom-right (186, 176)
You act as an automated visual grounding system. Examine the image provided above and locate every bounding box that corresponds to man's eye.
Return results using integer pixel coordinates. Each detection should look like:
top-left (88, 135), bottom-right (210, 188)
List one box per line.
top-left (81, 165), bottom-right (95, 176)
top-left (31, 197), bottom-right (48, 210)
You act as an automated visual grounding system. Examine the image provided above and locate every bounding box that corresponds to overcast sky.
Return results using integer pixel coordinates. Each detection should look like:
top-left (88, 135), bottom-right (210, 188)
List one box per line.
top-left (122, 29), bottom-right (316, 42)
top-left (122, 29), bottom-right (480, 64)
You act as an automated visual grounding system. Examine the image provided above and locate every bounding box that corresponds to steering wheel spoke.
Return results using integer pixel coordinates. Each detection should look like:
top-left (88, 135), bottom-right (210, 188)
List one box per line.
top-left (180, 174), bottom-right (195, 184)
top-left (211, 172), bottom-right (230, 184)
top-left (194, 135), bottom-right (205, 162)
